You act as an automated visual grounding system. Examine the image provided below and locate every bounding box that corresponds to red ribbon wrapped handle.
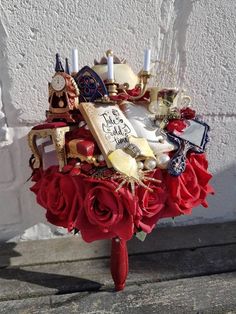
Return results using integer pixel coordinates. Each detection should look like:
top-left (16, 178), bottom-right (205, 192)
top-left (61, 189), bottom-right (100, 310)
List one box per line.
top-left (110, 237), bottom-right (128, 291)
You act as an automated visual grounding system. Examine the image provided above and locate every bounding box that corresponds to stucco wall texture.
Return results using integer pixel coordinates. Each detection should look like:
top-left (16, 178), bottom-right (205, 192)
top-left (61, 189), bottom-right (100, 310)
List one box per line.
top-left (0, 0), bottom-right (235, 240)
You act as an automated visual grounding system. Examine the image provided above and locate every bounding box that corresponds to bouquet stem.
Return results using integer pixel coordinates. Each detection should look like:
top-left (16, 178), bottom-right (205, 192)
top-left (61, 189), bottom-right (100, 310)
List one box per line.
top-left (110, 237), bottom-right (128, 291)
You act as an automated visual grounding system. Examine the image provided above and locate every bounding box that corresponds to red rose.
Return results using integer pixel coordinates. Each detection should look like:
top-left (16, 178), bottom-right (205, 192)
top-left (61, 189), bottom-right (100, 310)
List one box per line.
top-left (188, 153), bottom-right (214, 207)
top-left (62, 164), bottom-right (74, 173)
top-left (31, 168), bottom-right (44, 183)
top-left (30, 166), bottom-right (58, 194)
top-left (166, 119), bottom-right (187, 133)
top-left (75, 178), bottom-right (138, 242)
top-left (180, 107), bottom-right (196, 119)
top-left (160, 152), bottom-right (214, 218)
top-left (31, 166), bottom-right (83, 231)
top-left (136, 170), bottom-right (167, 233)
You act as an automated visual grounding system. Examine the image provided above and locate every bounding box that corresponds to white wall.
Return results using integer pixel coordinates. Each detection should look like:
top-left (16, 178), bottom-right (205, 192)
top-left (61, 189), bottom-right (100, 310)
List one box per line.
top-left (0, 0), bottom-right (235, 241)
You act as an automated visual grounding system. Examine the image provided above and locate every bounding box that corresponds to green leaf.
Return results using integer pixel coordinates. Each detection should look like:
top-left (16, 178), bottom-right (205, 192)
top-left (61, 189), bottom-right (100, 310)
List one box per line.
top-left (135, 230), bottom-right (147, 242)
top-left (73, 228), bottom-right (79, 235)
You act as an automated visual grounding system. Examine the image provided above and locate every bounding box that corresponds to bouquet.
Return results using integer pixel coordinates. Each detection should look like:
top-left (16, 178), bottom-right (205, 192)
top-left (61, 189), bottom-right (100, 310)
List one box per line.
top-left (28, 49), bottom-right (214, 290)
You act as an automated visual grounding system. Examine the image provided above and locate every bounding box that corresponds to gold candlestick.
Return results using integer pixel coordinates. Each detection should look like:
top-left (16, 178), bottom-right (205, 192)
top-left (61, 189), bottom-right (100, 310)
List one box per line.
top-left (140, 70), bottom-right (151, 86)
top-left (106, 79), bottom-right (118, 97)
top-left (118, 70), bottom-right (151, 101)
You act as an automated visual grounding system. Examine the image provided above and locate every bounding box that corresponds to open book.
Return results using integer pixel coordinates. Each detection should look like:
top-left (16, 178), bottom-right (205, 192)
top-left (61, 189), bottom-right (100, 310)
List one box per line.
top-left (79, 102), bottom-right (137, 166)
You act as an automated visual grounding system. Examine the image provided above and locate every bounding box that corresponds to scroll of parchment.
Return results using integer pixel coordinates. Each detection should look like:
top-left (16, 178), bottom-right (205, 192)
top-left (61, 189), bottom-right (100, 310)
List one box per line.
top-left (79, 102), bottom-right (137, 167)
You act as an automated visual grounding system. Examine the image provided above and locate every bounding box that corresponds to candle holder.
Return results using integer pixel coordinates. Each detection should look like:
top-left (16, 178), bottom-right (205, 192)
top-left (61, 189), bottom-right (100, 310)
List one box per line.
top-left (118, 69), bottom-right (151, 101)
top-left (105, 79), bottom-right (118, 97)
top-left (94, 94), bottom-right (116, 105)
top-left (140, 70), bottom-right (151, 85)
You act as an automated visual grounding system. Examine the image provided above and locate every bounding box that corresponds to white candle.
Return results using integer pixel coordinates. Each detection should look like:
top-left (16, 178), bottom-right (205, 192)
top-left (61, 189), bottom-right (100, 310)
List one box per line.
top-left (71, 48), bottom-right (79, 73)
top-left (143, 48), bottom-right (151, 72)
top-left (107, 51), bottom-right (114, 80)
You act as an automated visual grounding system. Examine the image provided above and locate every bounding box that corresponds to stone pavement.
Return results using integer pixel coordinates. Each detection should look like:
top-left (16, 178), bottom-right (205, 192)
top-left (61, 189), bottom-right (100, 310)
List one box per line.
top-left (0, 222), bottom-right (236, 313)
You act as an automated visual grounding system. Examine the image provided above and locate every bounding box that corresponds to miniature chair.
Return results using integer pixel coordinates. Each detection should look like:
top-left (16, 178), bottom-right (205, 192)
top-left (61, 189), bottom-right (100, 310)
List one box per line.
top-left (28, 122), bottom-right (70, 171)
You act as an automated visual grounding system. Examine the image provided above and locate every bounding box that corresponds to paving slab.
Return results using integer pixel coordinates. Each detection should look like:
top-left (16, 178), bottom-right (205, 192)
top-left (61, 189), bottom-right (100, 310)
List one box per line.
top-left (0, 243), bottom-right (235, 301)
top-left (0, 222), bottom-right (236, 313)
top-left (0, 222), bottom-right (236, 268)
top-left (0, 272), bottom-right (236, 314)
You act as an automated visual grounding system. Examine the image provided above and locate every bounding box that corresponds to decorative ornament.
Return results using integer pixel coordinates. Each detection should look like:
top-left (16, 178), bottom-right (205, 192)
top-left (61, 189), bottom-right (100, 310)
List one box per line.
top-left (156, 153), bottom-right (170, 169)
top-left (112, 169), bottom-right (161, 195)
top-left (46, 54), bottom-right (80, 123)
top-left (167, 119), bottom-right (210, 176)
top-left (144, 158), bottom-right (157, 170)
top-left (74, 66), bottom-right (108, 102)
